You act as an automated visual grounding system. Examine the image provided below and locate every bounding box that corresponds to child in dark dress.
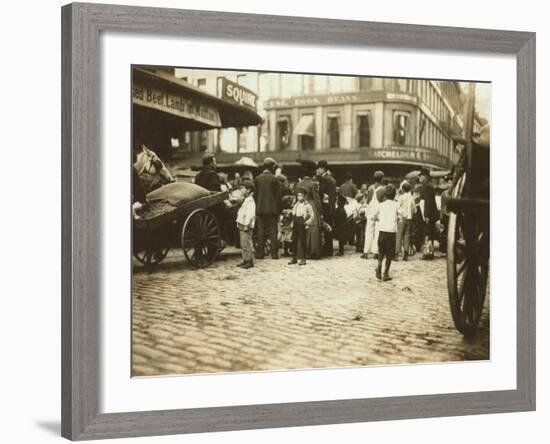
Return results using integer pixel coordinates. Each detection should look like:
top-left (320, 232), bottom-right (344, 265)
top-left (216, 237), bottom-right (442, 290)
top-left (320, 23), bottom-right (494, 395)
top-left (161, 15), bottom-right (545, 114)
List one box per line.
top-left (334, 194), bottom-right (349, 256)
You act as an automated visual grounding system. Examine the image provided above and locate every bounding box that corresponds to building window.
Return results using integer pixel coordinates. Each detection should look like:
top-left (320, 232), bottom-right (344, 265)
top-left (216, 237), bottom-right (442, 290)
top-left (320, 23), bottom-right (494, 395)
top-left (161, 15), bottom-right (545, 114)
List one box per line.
top-left (302, 75), bottom-right (315, 95)
top-left (327, 116), bottom-right (340, 148)
top-left (197, 78), bottom-right (207, 88)
top-left (237, 127), bottom-right (248, 152)
top-left (199, 131), bottom-right (208, 151)
top-left (177, 132), bottom-right (191, 152)
top-left (396, 79), bottom-right (407, 92)
top-left (413, 80), bottom-right (419, 95)
top-left (300, 135), bottom-right (315, 151)
top-left (393, 112), bottom-right (410, 145)
top-left (295, 114), bottom-right (315, 151)
top-left (359, 77), bottom-right (373, 91)
top-left (357, 114), bottom-right (371, 147)
top-left (419, 114), bottom-right (427, 146)
top-left (276, 117), bottom-right (291, 150)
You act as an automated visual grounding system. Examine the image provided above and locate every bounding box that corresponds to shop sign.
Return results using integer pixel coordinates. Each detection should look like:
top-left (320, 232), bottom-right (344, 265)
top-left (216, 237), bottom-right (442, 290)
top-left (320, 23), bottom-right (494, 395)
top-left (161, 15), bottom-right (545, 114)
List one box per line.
top-left (132, 83), bottom-right (222, 127)
top-left (366, 148), bottom-right (449, 168)
top-left (220, 78), bottom-right (258, 110)
top-left (266, 91), bottom-right (393, 109)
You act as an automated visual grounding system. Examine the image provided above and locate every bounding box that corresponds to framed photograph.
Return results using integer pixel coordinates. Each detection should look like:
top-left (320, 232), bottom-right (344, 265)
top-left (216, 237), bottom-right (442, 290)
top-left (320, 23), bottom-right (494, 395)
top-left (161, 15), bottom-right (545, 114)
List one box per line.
top-left (62, 2), bottom-right (535, 440)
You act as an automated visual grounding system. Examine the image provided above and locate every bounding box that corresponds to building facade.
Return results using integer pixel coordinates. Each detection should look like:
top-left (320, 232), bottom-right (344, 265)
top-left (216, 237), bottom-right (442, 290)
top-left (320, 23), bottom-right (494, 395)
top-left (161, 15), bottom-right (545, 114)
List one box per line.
top-left (168, 70), bottom-right (487, 183)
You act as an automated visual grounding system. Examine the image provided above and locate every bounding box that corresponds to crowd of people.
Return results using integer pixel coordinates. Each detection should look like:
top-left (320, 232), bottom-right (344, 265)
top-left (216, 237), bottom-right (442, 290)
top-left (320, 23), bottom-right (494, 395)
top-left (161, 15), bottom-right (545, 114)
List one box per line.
top-left (194, 152), bottom-right (451, 281)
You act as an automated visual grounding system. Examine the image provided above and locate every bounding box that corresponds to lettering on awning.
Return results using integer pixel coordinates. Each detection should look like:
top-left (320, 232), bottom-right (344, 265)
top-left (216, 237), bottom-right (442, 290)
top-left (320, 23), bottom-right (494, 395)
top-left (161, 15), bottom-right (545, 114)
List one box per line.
top-left (132, 83), bottom-right (222, 127)
top-left (366, 148), bottom-right (449, 168)
top-left (220, 78), bottom-right (258, 111)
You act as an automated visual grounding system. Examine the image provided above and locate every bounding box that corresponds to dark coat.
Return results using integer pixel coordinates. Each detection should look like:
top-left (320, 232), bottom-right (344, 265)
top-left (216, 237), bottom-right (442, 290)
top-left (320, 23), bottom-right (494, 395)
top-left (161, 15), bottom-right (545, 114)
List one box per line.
top-left (421, 182), bottom-right (439, 221)
top-left (338, 181), bottom-right (358, 199)
top-left (334, 207), bottom-right (349, 240)
top-left (318, 173), bottom-right (337, 215)
top-left (195, 166), bottom-right (221, 192)
top-left (254, 170), bottom-right (281, 215)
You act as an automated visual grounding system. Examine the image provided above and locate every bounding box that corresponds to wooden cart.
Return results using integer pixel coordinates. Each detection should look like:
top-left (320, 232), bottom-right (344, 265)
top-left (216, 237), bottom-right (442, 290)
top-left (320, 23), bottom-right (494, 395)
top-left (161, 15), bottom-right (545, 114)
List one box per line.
top-left (446, 84), bottom-right (490, 336)
top-left (133, 190), bottom-right (228, 268)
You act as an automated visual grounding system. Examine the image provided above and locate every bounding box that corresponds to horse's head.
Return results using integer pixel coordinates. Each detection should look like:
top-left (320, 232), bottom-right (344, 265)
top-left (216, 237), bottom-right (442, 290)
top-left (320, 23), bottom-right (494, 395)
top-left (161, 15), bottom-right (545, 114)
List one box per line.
top-left (134, 145), bottom-right (174, 193)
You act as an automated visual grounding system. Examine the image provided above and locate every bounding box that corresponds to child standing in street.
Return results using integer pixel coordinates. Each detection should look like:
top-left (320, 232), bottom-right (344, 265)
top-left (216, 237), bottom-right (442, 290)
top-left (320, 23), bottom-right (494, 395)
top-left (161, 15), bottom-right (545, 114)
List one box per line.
top-left (334, 194), bottom-right (349, 256)
top-left (288, 189), bottom-right (314, 266)
top-left (236, 181), bottom-right (256, 269)
top-left (374, 184), bottom-right (398, 281)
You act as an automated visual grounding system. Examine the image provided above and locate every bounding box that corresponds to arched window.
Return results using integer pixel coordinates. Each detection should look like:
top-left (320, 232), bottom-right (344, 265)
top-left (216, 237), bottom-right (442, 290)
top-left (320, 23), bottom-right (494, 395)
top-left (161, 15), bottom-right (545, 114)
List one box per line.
top-left (357, 114), bottom-right (371, 147)
top-left (327, 115), bottom-right (340, 148)
top-left (393, 112), bottom-right (410, 145)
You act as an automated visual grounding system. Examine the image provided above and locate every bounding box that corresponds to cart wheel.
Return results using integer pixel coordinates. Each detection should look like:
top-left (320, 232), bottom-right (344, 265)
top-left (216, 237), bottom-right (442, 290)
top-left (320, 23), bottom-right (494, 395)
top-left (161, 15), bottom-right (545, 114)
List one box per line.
top-left (446, 176), bottom-right (488, 336)
top-left (181, 208), bottom-right (221, 268)
top-left (133, 246), bottom-right (170, 267)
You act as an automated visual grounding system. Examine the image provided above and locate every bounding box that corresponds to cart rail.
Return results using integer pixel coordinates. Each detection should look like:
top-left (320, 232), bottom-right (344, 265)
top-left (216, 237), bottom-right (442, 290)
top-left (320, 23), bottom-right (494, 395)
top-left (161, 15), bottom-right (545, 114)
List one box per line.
top-left (134, 191), bottom-right (228, 231)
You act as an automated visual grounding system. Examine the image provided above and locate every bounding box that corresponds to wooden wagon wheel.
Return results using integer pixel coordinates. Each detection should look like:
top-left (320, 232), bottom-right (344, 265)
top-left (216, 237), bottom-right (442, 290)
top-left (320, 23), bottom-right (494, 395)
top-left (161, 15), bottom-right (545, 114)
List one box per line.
top-left (133, 226), bottom-right (171, 267)
top-left (181, 208), bottom-right (222, 268)
top-left (446, 174), bottom-right (489, 336)
top-left (133, 246), bottom-right (170, 267)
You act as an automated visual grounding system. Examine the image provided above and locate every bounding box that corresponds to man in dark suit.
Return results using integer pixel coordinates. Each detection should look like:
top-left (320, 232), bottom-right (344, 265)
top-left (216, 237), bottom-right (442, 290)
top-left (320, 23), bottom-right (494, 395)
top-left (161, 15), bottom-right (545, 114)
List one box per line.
top-left (254, 157), bottom-right (281, 259)
top-left (316, 160), bottom-right (337, 257)
top-left (338, 172), bottom-right (358, 199)
top-left (194, 153), bottom-right (221, 192)
top-left (419, 168), bottom-right (439, 260)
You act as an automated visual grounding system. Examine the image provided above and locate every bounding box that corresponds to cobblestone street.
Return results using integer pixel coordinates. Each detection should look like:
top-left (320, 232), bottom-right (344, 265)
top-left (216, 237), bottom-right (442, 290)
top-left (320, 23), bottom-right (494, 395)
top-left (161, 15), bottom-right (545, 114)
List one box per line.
top-left (132, 245), bottom-right (490, 376)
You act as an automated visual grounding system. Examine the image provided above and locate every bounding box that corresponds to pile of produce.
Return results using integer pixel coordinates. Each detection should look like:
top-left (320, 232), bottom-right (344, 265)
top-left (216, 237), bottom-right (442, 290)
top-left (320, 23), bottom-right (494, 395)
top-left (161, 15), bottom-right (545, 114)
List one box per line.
top-left (147, 182), bottom-right (210, 205)
top-left (136, 182), bottom-right (212, 221)
top-left (137, 201), bottom-right (177, 221)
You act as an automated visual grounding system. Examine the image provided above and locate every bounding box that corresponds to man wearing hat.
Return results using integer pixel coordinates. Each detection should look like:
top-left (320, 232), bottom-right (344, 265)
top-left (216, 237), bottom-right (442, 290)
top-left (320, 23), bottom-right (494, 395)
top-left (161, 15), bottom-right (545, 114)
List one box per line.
top-left (254, 157), bottom-right (281, 259)
top-left (362, 170), bottom-right (385, 259)
top-left (338, 172), bottom-right (358, 199)
top-left (419, 167), bottom-right (439, 260)
top-left (297, 159), bottom-right (322, 259)
top-left (194, 153), bottom-right (221, 192)
top-left (316, 160), bottom-right (336, 256)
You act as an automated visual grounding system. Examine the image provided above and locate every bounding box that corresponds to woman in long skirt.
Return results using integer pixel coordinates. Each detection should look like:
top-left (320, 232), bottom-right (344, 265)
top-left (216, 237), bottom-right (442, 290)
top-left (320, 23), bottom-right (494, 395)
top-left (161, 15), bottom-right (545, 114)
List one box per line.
top-left (298, 175), bottom-right (322, 259)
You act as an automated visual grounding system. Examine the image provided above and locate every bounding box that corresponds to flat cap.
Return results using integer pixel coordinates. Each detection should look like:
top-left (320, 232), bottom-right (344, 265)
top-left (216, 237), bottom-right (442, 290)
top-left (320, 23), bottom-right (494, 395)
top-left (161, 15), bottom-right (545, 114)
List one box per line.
top-left (373, 170), bottom-right (385, 180)
top-left (419, 167), bottom-right (431, 177)
top-left (201, 152), bottom-right (215, 165)
top-left (263, 157), bottom-right (277, 167)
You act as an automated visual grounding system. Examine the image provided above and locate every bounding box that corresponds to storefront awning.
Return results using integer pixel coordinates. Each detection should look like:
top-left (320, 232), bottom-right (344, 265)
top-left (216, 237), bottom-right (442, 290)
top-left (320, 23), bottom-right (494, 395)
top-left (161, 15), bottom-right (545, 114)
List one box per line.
top-left (132, 68), bottom-right (263, 133)
top-left (293, 115), bottom-right (315, 137)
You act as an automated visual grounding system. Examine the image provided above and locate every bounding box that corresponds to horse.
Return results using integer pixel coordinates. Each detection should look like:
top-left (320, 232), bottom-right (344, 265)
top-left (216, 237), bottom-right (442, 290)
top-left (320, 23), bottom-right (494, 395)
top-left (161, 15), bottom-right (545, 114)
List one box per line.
top-left (133, 145), bottom-right (174, 194)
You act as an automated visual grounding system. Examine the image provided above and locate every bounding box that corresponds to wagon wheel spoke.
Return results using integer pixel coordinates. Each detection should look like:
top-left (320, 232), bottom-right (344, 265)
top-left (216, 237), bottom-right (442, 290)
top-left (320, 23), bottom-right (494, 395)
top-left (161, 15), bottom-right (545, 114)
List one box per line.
top-left (145, 249), bottom-right (153, 266)
top-left (202, 215), bottom-right (216, 232)
top-left (465, 263), bottom-right (481, 326)
top-left (205, 227), bottom-right (219, 236)
top-left (184, 236), bottom-right (202, 246)
top-left (458, 272), bottom-right (466, 305)
top-left (456, 260), bottom-right (467, 277)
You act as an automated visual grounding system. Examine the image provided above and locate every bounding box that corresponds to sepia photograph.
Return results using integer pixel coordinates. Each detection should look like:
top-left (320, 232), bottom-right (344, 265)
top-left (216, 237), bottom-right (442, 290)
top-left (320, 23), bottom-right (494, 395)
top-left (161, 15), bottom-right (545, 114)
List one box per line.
top-left (131, 66), bottom-right (491, 377)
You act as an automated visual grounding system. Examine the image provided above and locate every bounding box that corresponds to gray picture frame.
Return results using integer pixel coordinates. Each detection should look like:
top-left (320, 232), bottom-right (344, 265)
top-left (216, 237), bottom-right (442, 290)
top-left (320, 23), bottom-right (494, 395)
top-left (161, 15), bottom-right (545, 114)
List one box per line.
top-left (61, 2), bottom-right (536, 440)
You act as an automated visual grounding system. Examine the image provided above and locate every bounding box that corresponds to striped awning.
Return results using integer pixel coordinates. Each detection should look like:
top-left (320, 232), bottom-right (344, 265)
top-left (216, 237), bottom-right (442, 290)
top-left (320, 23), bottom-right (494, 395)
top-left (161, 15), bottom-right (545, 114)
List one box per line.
top-left (293, 114), bottom-right (315, 137)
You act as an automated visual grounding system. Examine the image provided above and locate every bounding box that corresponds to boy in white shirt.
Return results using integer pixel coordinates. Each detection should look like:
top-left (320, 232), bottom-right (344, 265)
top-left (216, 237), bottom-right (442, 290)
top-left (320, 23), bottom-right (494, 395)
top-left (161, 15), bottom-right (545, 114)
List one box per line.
top-left (288, 189), bottom-right (314, 266)
top-left (235, 181), bottom-right (256, 269)
top-left (396, 181), bottom-right (416, 261)
top-left (374, 184), bottom-right (398, 281)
